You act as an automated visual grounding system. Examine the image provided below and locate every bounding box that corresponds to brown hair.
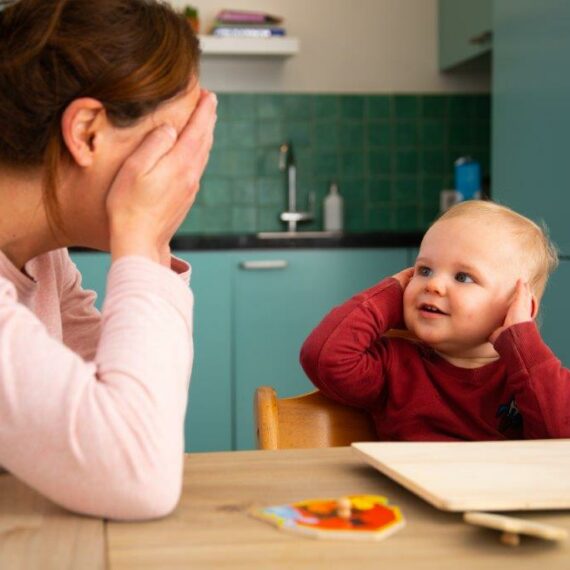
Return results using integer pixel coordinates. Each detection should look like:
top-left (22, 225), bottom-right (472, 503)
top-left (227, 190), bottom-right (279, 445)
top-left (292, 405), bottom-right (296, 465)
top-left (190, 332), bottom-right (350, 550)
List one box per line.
top-left (437, 200), bottom-right (559, 299)
top-left (0, 0), bottom-right (200, 232)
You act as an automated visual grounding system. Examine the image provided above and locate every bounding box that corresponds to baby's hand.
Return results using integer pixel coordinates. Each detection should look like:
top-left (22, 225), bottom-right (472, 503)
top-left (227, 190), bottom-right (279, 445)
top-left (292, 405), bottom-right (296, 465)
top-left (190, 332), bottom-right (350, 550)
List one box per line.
top-left (392, 267), bottom-right (415, 291)
top-left (489, 279), bottom-right (536, 344)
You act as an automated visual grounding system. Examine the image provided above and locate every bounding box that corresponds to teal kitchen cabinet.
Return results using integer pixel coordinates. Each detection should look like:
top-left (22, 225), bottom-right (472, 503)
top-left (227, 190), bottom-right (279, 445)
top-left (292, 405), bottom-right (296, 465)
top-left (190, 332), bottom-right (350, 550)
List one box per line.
top-left (233, 249), bottom-right (408, 450)
top-left (492, 0), bottom-right (570, 365)
top-left (70, 251), bottom-right (233, 452)
top-left (439, 0), bottom-right (493, 70)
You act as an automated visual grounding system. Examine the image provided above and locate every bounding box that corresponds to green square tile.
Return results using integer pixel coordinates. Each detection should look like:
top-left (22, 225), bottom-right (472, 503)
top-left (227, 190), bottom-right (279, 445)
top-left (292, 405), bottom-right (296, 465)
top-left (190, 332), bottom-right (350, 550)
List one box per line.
top-left (296, 148), bottom-right (314, 177)
top-left (229, 149), bottom-right (257, 177)
top-left (205, 148), bottom-right (232, 177)
top-left (257, 121), bottom-right (284, 147)
top-left (420, 120), bottom-right (446, 147)
top-left (421, 95), bottom-right (447, 118)
top-left (367, 205), bottom-right (393, 231)
top-left (257, 177), bottom-right (285, 206)
top-left (257, 94), bottom-right (284, 120)
top-left (393, 176), bottom-right (418, 201)
top-left (395, 121), bottom-right (418, 146)
top-left (232, 206), bottom-right (257, 232)
top-left (340, 122), bottom-right (365, 149)
top-left (256, 148), bottom-right (281, 177)
top-left (315, 150), bottom-right (339, 178)
top-left (177, 205), bottom-right (203, 233)
top-left (337, 178), bottom-right (366, 202)
top-left (448, 96), bottom-right (474, 120)
top-left (233, 180), bottom-right (257, 205)
top-left (283, 95), bottom-right (313, 120)
top-left (420, 176), bottom-right (446, 202)
top-left (396, 150), bottom-right (419, 175)
top-left (212, 121), bottom-right (231, 149)
top-left (367, 121), bottom-right (392, 147)
top-left (228, 94), bottom-right (257, 120)
top-left (203, 177), bottom-right (232, 206)
top-left (421, 150), bottom-right (446, 176)
top-left (314, 96), bottom-right (339, 120)
top-left (340, 96), bottom-right (365, 120)
top-left (215, 94), bottom-right (232, 122)
top-left (201, 206), bottom-right (232, 233)
top-left (368, 150), bottom-right (392, 177)
top-left (394, 205), bottom-right (419, 230)
top-left (340, 152), bottom-right (365, 178)
top-left (314, 120), bottom-right (339, 151)
top-left (367, 96), bottom-right (391, 119)
top-left (474, 95), bottom-right (491, 119)
top-left (284, 121), bottom-right (312, 147)
top-left (257, 207), bottom-right (283, 231)
top-left (344, 202), bottom-right (367, 231)
top-left (448, 121), bottom-right (473, 146)
top-left (394, 96), bottom-right (419, 119)
top-left (473, 120), bottom-right (491, 146)
top-left (229, 121), bottom-right (256, 148)
top-left (368, 177), bottom-right (392, 203)
top-left (419, 204), bottom-right (440, 228)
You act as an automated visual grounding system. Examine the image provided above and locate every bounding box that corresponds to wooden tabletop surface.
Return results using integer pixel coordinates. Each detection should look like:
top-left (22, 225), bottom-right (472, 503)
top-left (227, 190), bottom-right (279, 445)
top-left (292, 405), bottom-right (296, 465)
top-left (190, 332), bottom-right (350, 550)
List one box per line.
top-left (2, 447), bottom-right (570, 569)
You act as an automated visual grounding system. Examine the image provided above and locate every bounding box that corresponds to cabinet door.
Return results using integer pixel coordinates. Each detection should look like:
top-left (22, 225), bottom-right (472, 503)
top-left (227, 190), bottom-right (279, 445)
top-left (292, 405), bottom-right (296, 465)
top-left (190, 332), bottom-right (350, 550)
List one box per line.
top-left (69, 251), bottom-right (111, 310)
top-left (492, 0), bottom-right (570, 254)
top-left (439, 0), bottom-right (492, 70)
top-left (176, 252), bottom-right (233, 452)
top-left (233, 249), bottom-right (408, 450)
top-left (538, 260), bottom-right (570, 367)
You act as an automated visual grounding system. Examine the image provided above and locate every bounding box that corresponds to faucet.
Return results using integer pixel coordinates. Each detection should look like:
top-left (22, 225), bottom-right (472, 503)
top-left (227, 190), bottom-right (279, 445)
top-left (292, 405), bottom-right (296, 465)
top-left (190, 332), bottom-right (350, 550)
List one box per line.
top-left (279, 141), bottom-right (314, 232)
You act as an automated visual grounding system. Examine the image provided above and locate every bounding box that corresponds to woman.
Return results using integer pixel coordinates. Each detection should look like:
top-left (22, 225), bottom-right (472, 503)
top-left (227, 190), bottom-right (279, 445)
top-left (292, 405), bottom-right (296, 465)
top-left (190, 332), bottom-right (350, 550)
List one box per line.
top-left (0, 0), bottom-right (216, 519)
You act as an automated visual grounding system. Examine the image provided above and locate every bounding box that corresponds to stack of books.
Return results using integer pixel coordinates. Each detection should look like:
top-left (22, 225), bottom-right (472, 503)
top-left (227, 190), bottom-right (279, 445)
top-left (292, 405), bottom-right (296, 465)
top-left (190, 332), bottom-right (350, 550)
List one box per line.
top-left (210, 9), bottom-right (286, 38)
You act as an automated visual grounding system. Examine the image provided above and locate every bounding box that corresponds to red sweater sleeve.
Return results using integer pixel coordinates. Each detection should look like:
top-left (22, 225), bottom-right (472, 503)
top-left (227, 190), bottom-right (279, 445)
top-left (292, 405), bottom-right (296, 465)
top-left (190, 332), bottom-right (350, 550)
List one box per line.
top-left (494, 321), bottom-right (570, 438)
top-left (300, 277), bottom-right (404, 409)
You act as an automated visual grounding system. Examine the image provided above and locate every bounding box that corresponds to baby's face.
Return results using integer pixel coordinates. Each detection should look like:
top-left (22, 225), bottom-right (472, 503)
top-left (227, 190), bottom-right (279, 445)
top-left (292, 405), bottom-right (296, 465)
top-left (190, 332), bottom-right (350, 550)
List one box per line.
top-left (403, 217), bottom-right (528, 357)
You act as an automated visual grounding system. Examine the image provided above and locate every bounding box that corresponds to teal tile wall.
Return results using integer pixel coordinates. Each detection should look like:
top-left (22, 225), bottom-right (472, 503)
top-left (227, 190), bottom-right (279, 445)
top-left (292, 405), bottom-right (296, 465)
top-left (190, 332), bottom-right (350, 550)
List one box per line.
top-left (178, 93), bottom-right (490, 234)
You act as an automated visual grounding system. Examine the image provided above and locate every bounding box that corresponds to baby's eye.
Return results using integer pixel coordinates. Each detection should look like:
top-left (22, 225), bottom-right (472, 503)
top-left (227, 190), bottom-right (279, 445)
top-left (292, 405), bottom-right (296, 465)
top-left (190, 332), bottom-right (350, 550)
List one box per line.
top-left (417, 266), bottom-right (432, 277)
top-left (455, 272), bottom-right (474, 283)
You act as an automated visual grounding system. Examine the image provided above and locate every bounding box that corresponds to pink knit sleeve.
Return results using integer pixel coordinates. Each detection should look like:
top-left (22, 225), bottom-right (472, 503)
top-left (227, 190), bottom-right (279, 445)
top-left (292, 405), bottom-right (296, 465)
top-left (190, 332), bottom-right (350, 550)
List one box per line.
top-left (0, 256), bottom-right (193, 520)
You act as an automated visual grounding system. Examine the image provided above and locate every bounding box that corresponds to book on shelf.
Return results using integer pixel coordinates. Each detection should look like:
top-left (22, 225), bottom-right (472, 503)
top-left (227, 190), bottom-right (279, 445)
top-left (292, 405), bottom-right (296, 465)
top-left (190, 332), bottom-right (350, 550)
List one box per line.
top-left (216, 9), bottom-right (282, 25)
top-left (211, 26), bottom-right (286, 38)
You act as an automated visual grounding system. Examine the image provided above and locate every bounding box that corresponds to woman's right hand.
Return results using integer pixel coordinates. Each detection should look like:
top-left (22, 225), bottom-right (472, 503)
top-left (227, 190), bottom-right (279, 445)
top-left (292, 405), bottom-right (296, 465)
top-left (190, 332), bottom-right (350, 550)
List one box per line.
top-left (107, 89), bottom-right (217, 263)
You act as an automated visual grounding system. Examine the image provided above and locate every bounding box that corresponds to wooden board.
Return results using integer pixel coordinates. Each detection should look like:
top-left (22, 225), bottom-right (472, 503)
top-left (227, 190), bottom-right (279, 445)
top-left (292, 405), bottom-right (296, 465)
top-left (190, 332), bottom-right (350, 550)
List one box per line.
top-left (352, 439), bottom-right (570, 512)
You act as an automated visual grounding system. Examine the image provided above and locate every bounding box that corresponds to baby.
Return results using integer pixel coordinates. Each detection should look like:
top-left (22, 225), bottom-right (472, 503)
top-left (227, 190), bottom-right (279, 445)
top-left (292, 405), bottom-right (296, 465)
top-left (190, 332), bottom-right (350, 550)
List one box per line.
top-left (300, 200), bottom-right (570, 440)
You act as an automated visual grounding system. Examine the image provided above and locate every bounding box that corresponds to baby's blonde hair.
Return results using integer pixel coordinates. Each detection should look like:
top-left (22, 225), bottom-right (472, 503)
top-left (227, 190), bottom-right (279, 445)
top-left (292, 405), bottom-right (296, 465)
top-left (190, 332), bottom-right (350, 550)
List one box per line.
top-left (436, 200), bottom-right (558, 299)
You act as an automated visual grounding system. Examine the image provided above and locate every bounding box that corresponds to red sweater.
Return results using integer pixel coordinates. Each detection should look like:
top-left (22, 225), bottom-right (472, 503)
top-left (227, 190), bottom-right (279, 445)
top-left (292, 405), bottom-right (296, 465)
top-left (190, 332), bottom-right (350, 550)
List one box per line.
top-left (300, 278), bottom-right (570, 441)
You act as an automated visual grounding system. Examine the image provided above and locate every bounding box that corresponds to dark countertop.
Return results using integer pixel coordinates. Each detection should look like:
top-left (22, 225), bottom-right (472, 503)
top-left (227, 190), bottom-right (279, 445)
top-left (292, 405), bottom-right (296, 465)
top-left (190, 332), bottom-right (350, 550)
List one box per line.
top-left (169, 231), bottom-right (423, 250)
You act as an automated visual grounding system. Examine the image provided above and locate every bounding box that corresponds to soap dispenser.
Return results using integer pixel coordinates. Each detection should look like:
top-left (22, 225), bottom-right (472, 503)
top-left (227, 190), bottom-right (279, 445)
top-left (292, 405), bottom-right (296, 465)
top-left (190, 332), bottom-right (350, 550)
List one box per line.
top-left (324, 181), bottom-right (343, 232)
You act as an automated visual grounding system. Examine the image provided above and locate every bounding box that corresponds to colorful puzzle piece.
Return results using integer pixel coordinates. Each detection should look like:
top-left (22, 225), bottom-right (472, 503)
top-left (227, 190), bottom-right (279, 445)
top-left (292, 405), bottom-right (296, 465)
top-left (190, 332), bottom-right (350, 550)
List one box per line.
top-left (250, 495), bottom-right (405, 541)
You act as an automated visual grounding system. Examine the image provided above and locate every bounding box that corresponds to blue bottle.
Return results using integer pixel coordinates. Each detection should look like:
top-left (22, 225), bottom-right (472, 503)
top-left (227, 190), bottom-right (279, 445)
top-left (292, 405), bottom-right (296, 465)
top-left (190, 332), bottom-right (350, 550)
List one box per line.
top-left (454, 157), bottom-right (481, 201)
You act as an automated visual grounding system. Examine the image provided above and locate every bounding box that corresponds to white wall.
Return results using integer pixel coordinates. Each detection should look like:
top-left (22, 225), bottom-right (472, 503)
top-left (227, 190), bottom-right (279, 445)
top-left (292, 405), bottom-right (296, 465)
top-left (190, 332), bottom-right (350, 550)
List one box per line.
top-left (169, 0), bottom-right (490, 93)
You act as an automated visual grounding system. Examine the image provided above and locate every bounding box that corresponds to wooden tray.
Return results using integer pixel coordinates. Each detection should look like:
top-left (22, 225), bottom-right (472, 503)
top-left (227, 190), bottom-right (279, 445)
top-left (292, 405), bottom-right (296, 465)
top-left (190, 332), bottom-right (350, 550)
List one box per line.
top-left (352, 439), bottom-right (570, 512)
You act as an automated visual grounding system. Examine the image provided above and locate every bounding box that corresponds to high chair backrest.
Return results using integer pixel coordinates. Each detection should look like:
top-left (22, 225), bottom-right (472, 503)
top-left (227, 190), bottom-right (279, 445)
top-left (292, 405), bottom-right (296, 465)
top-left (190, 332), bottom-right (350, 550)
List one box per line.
top-left (254, 386), bottom-right (377, 450)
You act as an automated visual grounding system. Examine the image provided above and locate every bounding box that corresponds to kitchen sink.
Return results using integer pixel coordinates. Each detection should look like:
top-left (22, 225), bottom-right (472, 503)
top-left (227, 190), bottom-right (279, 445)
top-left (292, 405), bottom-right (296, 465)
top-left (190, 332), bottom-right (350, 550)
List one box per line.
top-left (257, 231), bottom-right (343, 239)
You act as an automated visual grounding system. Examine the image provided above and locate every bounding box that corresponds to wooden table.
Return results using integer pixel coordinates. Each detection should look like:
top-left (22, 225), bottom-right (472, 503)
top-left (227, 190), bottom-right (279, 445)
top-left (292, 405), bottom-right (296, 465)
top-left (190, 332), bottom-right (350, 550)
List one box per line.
top-left (2, 448), bottom-right (570, 569)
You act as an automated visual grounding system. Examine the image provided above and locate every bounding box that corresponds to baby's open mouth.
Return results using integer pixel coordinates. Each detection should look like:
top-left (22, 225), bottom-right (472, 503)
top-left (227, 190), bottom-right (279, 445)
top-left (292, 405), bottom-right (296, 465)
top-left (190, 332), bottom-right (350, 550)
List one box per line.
top-left (419, 303), bottom-right (448, 315)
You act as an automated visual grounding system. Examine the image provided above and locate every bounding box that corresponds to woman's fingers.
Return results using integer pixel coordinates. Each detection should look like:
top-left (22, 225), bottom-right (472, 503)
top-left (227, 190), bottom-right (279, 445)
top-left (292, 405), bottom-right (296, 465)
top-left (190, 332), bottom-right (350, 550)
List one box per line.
top-left (123, 124), bottom-right (178, 178)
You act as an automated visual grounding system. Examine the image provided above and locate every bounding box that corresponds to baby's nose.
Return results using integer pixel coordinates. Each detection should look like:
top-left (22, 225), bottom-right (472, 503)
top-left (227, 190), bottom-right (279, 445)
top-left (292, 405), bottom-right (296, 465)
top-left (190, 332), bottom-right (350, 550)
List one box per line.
top-left (424, 275), bottom-right (446, 295)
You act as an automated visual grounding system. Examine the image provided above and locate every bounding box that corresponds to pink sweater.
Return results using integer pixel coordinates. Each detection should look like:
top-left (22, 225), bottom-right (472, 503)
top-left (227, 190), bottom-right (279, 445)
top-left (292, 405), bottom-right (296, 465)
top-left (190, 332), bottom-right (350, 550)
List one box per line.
top-left (0, 249), bottom-right (193, 520)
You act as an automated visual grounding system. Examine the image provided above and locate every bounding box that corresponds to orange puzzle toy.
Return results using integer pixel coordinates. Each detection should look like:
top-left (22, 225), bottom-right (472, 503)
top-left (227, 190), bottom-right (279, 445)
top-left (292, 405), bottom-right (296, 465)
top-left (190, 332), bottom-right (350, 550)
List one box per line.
top-left (250, 494), bottom-right (405, 541)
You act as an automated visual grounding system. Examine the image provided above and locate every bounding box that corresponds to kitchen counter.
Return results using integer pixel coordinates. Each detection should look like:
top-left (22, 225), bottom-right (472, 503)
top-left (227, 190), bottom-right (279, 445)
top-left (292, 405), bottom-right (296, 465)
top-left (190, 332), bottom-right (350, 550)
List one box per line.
top-left (169, 231), bottom-right (423, 250)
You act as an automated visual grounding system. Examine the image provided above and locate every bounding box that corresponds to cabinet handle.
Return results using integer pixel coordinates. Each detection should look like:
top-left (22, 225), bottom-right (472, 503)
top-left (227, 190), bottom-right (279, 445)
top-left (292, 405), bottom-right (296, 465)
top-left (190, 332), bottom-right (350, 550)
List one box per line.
top-left (239, 260), bottom-right (288, 270)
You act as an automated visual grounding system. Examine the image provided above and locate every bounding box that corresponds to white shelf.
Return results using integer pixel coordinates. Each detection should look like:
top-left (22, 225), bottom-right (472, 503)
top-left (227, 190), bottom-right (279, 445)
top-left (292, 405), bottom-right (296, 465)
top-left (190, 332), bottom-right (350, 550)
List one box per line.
top-left (198, 35), bottom-right (299, 57)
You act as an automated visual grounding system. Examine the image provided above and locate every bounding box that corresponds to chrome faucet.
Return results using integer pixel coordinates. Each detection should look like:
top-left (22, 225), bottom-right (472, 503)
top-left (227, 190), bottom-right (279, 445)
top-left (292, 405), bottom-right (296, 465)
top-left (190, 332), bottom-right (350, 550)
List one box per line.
top-left (279, 141), bottom-right (314, 232)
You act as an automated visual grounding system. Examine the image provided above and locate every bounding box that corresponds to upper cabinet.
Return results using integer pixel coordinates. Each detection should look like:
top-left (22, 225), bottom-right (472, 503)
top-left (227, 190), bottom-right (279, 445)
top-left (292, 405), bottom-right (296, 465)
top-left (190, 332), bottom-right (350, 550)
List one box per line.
top-left (439, 0), bottom-right (493, 70)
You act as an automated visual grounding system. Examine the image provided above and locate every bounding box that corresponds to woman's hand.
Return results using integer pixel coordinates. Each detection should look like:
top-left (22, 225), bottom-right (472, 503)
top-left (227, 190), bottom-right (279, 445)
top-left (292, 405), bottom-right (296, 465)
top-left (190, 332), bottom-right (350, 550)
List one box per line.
top-left (107, 89), bottom-right (217, 263)
top-left (489, 279), bottom-right (536, 344)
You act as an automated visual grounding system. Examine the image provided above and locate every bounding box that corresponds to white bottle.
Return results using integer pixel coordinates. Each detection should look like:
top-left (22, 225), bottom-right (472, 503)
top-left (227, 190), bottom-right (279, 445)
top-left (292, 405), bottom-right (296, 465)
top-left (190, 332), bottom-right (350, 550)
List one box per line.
top-left (324, 181), bottom-right (344, 232)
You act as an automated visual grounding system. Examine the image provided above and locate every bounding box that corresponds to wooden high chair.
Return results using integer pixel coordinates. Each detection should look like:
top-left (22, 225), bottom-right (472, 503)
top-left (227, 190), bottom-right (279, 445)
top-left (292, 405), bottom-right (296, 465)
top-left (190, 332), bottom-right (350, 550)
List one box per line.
top-left (254, 387), bottom-right (377, 450)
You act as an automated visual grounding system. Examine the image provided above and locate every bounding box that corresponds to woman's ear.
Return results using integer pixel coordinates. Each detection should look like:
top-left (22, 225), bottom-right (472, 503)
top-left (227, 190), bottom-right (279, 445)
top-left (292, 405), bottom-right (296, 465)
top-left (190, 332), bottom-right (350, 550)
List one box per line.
top-left (61, 98), bottom-right (107, 167)
top-left (531, 294), bottom-right (539, 320)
